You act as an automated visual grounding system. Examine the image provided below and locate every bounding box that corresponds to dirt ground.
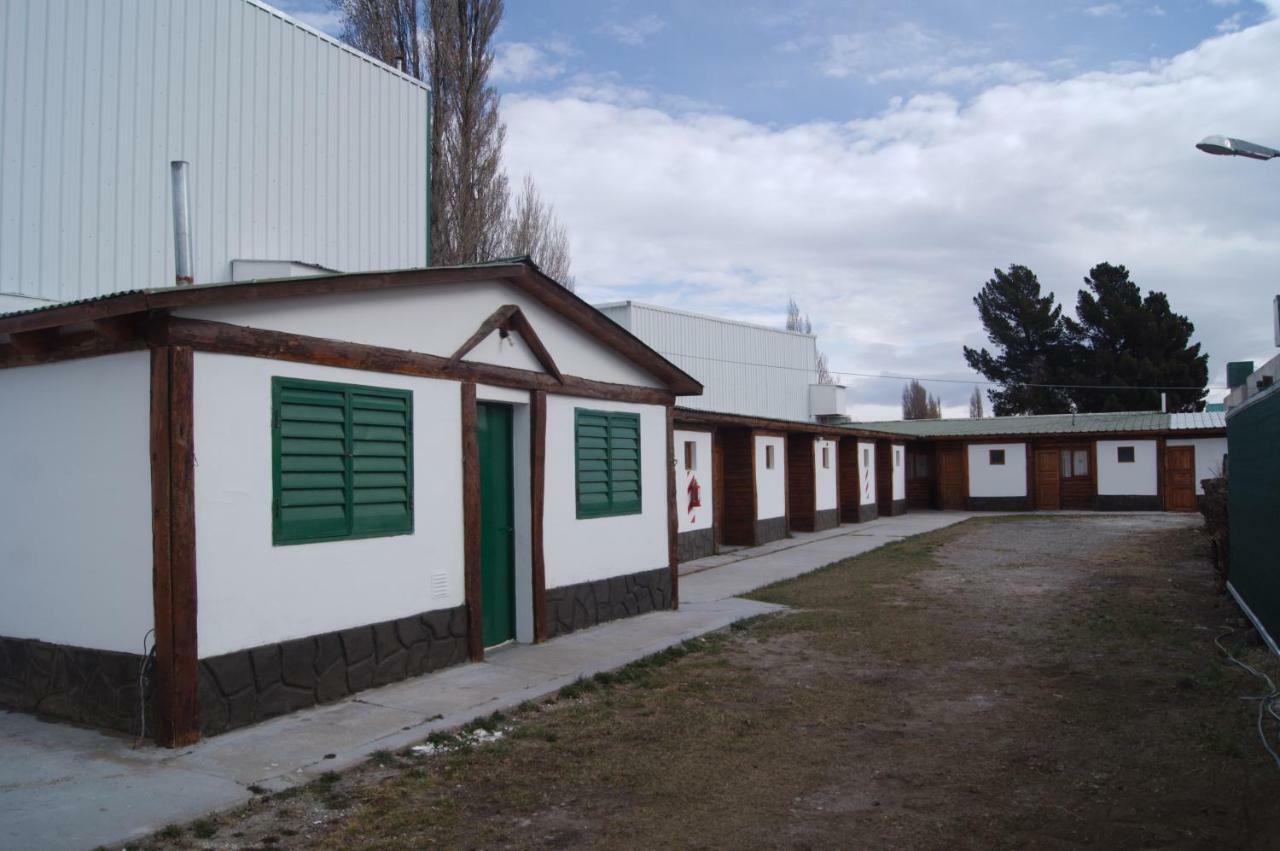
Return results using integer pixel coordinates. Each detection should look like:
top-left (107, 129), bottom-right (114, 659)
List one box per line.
top-left (124, 514), bottom-right (1280, 850)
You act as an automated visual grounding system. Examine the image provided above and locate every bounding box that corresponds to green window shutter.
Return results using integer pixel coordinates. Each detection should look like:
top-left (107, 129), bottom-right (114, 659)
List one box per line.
top-left (575, 408), bottom-right (642, 518)
top-left (350, 390), bottom-right (413, 536)
top-left (273, 378), bottom-right (413, 545)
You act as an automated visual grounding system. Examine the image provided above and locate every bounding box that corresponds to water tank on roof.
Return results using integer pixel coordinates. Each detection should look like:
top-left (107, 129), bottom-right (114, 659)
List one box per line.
top-left (1227, 361), bottom-right (1255, 390)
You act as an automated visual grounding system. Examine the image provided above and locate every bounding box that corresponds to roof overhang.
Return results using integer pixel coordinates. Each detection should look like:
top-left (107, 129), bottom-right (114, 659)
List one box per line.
top-left (0, 261), bottom-right (704, 397)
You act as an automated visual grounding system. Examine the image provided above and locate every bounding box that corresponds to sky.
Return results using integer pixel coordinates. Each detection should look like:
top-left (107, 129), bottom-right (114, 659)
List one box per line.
top-left (283, 0), bottom-right (1280, 419)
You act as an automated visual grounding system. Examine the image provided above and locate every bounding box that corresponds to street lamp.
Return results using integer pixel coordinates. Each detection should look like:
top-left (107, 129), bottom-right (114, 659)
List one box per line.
top-left (1196, 134), bottom-right (1280, 161)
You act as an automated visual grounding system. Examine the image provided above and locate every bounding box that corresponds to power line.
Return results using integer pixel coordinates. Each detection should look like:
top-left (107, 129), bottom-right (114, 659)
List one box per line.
top-left (656, 348), bottom-right (1228, 393)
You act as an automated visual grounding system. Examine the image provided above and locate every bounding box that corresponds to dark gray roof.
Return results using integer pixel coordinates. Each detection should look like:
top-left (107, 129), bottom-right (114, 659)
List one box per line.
top-left (852, 410), bottom-right (1223, 438)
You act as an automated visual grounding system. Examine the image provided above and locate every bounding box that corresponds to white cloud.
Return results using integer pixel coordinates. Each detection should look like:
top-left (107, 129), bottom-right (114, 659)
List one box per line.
top-left (1084, 4), bottom-right (1125, 17)
top-left (501, 18), bottom-right (1280, 415)
top-left (819, 23), bottom-right (1047, 89)
top-left (492, 42), bottom-right (566, 85)
top-left (1217, 11), bottom-right (1247, 32)
top-left (598, 15), bottom-right (667, 46)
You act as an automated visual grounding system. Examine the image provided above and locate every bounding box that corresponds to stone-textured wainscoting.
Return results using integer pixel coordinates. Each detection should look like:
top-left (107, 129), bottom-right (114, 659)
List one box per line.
top-left (856, 504), bottom-right (878, 523)
top-left (754, 516), bottom-right (788, 545)
top-left (813, 509), bottom-right (840, 532)
top-left (677, 528), bottom-right (716, 562)
top-left (1094, 495), bottom-right (1162, 511)
top-left (198, 605), bottom-right (469, 736)
top-left (545, 567), bottom-right (673, 639)
top-left (967, 496), bottom-right (1031, 511)
top-left (0, 636), bottom-right (148, 734)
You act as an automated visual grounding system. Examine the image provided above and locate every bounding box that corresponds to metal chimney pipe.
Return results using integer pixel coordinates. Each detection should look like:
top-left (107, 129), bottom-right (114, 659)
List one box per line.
top-left (170, 161), bottom-right (194, 286)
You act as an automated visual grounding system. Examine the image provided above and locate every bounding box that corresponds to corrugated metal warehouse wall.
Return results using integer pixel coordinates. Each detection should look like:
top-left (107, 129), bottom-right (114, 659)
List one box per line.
top-left (599, 302), bottom-right (818, 421)
top-left (0, 0), bottom-right (429, 307)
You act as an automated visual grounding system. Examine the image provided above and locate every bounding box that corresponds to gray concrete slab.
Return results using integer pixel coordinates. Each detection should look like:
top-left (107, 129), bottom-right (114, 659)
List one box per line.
top-left (0, 511), bottom-right (970, 851)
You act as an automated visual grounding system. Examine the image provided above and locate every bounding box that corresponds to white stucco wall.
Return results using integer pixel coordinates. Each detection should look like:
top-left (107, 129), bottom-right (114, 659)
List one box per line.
top-left (966, 443), bottom-right (1028, 498)
top-left (176, 280), bottom-right (662, 388)
top-left (0, 353), bottom-right (153, 653)
top-left (1096, 440), bottom-right (1158, 496)
top-left (193, 353), bottom-right (465, 658)
top-left (815, 438), bottom-right (838, 511)
top-left (858, 441), bottom-right (877, 506)
top-left (892, 444), bottom-right (906, 501)
top-left (674, 429), bottom-right (713, 533)
top-left (1167, 437), bottom-right (1228, 494)
top-left (543, 396), bottom-right (669, 589)
top-left (755, 435), bottom-right (787, 520)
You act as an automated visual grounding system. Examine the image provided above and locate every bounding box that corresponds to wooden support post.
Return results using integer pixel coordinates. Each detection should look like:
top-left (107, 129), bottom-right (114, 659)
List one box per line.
top-left (667, 405), bottom-right (679, 609)
top-left (149, 346), bottom-right (200, 747)
top-left (461, 383), bottom-right (484, 662)
top-left (531, 390), bottom-right (548, 642)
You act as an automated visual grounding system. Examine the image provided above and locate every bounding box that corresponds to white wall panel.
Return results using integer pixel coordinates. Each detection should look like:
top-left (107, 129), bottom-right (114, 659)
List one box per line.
top-left (1096, 440), bottom-right (1158, 496)
top-left (193, 353), bottom-right (463, 657)
top-left (755, 435), bottom-right (787, 519)
top-left (966, 443), bottom-right (1027, 497)
top-left (892, 444), bottom-right (906, 500)
top-left (675, 430), bottom-right (713, 532)
top-left (543, 396), bottom-right (669, 588)
top-left (0, 353), bottom-right (153, 653)
top-left (815, 438), bottom-right (838, 511)
top-left (858, 441), bottom-right (877, 506)
top-left (0, 0), bottom-right (429, 305)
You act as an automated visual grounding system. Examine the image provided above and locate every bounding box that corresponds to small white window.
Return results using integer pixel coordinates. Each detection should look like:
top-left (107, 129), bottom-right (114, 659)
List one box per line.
top-left (822, 446), bottom-right (830, 469)
top-left (765, 445), bottom-right (775, 469)
top-left (1117, 446), bottom-right (1135, 463)
top-left (683, 440), bottom-right (696, 471)
top-left (863, 448), bottom-right (870, 466)
top-left (895, 449), bottom-right (901, 468)
top-left (989, 449), bottom-right (1005, 465)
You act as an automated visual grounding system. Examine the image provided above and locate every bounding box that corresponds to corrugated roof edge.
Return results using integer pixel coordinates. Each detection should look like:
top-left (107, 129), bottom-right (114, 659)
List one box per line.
top-left (594, 300), bottom-right (817, 339)
top-left (245, 0), bottom-right (431, 91)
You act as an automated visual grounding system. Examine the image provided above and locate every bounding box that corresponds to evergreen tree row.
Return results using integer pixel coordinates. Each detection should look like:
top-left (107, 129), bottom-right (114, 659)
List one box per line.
top-left (963, 263), bottom-right (1209, 416)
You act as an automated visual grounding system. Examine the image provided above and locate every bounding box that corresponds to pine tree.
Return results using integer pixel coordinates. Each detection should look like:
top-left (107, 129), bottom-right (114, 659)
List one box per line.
top-left (1063, 263), bottom-right (1208, 412)
top-left (962, 265), bottom-right (1075, 415)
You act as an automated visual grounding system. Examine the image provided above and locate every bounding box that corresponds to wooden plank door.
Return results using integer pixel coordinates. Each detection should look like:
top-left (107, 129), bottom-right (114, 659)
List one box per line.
top-left (477, 403), bottom-right (515, 647)
top-left (1035, 449), bottom-right (1060, 510)
top-left (1165, 445), bottom-right (1197, 512)
top-left (937, 447), bottom-right (965, 510)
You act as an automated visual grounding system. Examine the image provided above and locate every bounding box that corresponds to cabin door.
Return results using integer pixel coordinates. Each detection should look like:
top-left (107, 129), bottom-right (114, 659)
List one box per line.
top-left (1035, 450), bottom-right (1060, 510)
top-left (477, 403), bottom-right (516, 647)
top-left (1164, 446), bottom-right (1197, 512)
top-left (937, 447), bottom-right (965, 510)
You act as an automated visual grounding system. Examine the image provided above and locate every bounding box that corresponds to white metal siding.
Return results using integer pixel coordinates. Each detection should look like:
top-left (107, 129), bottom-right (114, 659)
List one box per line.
top-left (598, 302), bottom-right (818, 421)
top-left (0, 0), bottom-right (429, 304)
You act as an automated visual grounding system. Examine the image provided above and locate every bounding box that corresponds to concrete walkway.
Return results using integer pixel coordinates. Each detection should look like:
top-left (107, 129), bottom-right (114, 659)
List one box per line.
top-left (0, 511), bottom-right (979, 851)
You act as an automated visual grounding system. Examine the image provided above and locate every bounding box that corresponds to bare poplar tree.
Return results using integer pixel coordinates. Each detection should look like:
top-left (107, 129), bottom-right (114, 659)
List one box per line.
top-left (428, 0), bottom-right (508, 264)
top-left (334, 0), bottom-right (573, 275)
top-left (969, 386), bottom-right (985, 418)
top-left (902, 379), bottom-right (942, 419)
top-left (335, 0), bottom-right (425, 78)
top-left (502, 175), bottom-right (574, 289)
top-left (786, 298), bottom-right (834, 384)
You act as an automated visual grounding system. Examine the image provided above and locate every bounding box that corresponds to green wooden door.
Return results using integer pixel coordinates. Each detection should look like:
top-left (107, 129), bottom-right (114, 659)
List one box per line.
top-left (477, 403), bottom-right (516, 647)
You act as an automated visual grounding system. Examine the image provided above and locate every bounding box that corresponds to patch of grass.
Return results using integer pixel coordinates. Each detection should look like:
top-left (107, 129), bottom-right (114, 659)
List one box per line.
top-left (190, 818), bottom-right (218, 839)
top-left (156, 825), bottom-right (182, 840)
top-left (558, 677), bottom-right (598, 699)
